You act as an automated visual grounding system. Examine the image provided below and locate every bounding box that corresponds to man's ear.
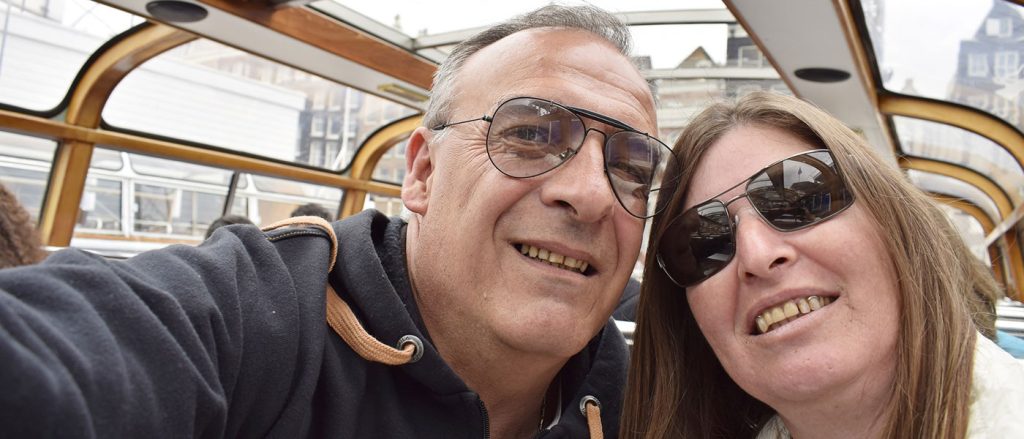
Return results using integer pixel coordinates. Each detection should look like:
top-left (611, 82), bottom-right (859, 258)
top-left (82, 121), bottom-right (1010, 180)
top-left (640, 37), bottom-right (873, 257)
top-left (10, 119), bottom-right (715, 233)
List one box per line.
top-left (402, 126), bottom-right (434, 215)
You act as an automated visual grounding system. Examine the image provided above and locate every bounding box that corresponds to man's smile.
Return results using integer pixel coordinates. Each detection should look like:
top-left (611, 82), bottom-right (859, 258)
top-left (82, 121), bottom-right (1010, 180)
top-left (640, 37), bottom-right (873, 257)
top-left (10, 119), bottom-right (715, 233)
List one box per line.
top-left (515, 243), bottom-right (593, 275)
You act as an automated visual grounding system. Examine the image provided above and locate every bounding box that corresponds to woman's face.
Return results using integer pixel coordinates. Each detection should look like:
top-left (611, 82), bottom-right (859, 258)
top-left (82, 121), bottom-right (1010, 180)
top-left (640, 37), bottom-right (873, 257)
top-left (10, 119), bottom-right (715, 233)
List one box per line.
top-left (682, 124), bottom-right (900, 410)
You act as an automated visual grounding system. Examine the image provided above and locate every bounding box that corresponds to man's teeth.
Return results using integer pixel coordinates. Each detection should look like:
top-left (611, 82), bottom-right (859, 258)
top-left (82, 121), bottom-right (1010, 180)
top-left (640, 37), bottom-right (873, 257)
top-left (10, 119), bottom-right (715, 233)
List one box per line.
top-left (755, 296), bottom-right (833, 334)
top-left (518, 244), bottom-right (588, 274)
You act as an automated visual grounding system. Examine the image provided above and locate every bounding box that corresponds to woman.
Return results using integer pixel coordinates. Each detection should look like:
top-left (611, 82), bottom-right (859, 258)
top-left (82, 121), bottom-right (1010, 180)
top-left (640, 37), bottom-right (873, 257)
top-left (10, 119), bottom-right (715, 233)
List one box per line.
top-left (622, 92), bottom-right (1023, 438)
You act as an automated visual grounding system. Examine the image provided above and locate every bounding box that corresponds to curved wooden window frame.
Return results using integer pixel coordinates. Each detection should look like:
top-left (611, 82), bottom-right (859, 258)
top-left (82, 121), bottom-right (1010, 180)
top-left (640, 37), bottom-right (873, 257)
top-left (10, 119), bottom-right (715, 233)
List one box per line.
top-left (838, 0), bottom-right (1024, 299)
top-left (930, 193), bottom-right (1007, 288)
top-left (0, 21), bottom-right (414, 248)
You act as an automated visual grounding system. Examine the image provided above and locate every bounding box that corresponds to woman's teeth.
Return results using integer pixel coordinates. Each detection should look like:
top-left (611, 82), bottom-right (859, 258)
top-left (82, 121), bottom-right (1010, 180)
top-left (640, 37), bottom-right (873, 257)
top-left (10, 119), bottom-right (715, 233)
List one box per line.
top-left (755, 296), bottom-right (833, 334)
top-left (518, 244), bottom-right (588, 274)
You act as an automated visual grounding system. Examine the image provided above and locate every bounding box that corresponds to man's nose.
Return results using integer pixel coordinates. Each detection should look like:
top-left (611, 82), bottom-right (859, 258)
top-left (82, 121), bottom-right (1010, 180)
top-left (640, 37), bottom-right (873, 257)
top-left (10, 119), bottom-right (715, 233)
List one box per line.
top-left (732, 208), bottom-right (798, 282)
top-left (538, 132), bottom-right (617, 222)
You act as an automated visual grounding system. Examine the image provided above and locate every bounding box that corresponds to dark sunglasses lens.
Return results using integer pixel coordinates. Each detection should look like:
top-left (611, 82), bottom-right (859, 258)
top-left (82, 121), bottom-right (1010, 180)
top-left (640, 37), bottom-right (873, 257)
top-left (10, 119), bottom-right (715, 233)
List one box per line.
top-left (747, 150), bottom-right (852, 231)
top-left (659, 201), bottom-right (735, 286)
top-left (605, 133), bottom-right (678, 219)
top-left (486, 98), bottom-right (584, 178)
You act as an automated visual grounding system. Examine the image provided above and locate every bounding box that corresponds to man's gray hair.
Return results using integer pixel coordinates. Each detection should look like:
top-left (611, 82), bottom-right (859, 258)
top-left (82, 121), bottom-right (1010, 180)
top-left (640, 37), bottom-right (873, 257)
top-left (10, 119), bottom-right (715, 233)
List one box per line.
top-left (424, 5), bottom-right (641, 130)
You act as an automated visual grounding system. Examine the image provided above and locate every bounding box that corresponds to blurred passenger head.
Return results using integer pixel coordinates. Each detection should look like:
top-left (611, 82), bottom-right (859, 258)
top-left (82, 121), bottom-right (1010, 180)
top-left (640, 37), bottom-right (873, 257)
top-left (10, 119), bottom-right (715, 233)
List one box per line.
top-left (0, 182), bottom-right (46, 269)
top-left (289, 203), bottom-right (333, 222)
top-left (623, 91), bottom-right (998, 438)
top-left (204, 214), bottom-right (254, 240)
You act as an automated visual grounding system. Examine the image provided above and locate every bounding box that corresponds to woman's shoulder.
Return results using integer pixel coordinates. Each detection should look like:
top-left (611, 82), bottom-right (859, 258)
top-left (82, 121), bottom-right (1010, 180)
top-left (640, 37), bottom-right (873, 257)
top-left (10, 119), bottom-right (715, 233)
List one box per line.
top-left (967, 332), bottom-right (1024, 438)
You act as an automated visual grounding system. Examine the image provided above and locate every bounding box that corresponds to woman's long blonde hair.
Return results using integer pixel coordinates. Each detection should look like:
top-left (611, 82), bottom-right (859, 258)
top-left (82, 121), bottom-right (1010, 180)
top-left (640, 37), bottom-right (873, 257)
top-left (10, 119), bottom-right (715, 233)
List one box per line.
top-left (622, 92), bottom-right (1000, 438)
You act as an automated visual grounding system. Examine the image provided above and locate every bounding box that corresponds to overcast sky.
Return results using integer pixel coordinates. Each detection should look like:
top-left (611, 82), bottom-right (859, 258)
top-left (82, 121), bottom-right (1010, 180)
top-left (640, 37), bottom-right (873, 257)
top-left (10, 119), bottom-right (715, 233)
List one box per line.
top-left (340, 0), bottom-right (729, 68)
top-left (878, 0), bottom-right (994, 97)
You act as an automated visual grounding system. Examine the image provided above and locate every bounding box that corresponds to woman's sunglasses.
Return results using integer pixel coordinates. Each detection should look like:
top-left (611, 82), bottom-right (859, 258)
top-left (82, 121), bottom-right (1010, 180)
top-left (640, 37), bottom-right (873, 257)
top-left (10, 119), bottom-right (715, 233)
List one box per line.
top-left (656, 149), bottom-right (855, 287)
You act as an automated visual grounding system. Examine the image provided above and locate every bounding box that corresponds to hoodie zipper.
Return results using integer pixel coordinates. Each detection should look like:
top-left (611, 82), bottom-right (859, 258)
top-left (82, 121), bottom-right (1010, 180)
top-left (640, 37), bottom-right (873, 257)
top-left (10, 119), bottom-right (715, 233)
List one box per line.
top-left (477, 398), bottom-right (490, 439)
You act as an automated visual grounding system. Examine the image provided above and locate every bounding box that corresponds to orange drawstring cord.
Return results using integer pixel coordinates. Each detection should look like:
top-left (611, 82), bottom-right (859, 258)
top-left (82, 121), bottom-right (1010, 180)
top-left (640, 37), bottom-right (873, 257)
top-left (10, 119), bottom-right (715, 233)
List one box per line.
top-left (325, 283), bottom-right (418, 365)
top-left (262, 216), bottom-right (420, 366)
top-left (581, 396), bottom-right (603, 439)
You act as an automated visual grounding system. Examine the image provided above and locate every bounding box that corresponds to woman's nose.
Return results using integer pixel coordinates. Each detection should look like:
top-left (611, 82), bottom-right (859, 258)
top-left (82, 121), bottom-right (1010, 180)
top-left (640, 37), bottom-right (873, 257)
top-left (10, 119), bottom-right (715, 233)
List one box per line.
top-left (732, 208), bottom-right (798, 282)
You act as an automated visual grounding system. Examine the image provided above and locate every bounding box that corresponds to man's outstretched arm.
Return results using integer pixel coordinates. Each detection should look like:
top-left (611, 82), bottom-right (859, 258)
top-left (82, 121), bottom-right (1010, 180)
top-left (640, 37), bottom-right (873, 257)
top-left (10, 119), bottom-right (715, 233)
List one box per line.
top-left (0, 225), bottom-right (332, 437)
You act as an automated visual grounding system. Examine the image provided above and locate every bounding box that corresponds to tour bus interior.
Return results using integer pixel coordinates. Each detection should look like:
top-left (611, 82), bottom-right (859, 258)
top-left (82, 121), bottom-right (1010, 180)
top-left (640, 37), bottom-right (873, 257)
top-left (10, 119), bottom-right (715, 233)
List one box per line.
top-left (0, 0), bottom-right (1021, 334)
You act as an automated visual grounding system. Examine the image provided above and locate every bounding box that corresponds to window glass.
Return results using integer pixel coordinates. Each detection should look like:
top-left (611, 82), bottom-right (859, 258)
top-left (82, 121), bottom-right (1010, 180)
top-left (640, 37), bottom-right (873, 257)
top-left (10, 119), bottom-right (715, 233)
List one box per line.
top-left (371, 139), bottom-right (410, 185)
top-left (78, 176), bottom-right (122, 233)
top-left (364, 193), bottom-right (405, 217)
top-left (325, 0), bottom-right (725, 38)
top-left (89, 148), bottom-right (123, 171)
top-left (0, 166), bottom-right (48, 221)
top-left (863, 0), bottom-right (1024, 133)
top-left (654, 78), bottom-right (790, 145)
top-left (0, 131), bottom-right (57, 221)
top-left (73, 149), bottom-right (238, 252)
top-left (894, 116), bottom-right (1023, 206)
top-left (0, 0), bottom-right (139, 111)
top-left (103, 39), bottom-right (416, 171)
top-left (130, 153), bottom-right (233, 185)
top-left (907, 169), bottom-right (1001, 266)
top-left (74, 147), bottom-right (128, 249)
top-left (133, 183), bottom-right (225, 237)
top-left (242, 174), bottom-right (342, 225)
top-left (906, 169), bottom-right (1001, 226)
top-left (935, 203), bottom-right (991, 265)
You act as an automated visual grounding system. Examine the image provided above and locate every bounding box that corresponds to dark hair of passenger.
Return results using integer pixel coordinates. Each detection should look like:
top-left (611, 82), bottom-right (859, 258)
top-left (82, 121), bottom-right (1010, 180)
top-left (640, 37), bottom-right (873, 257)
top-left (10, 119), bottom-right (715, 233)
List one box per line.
top-left (289, 203), bottom-right (333, 222)
top-left (621, 91), bottom-right (1000, 439)
top-left (0, 183), bottom-right (46, 269)
top-left (204, 214), bottom-right (254, 239)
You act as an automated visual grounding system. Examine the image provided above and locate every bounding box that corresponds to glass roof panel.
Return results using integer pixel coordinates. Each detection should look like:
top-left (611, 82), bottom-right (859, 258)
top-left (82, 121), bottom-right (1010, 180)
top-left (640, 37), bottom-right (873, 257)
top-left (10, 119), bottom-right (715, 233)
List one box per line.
top-left (328, 0), bottom-right (725, 38)
top-left (935, 202), bottom-right (990, 264)
top-left (0, 0), bottom-right (140, 112)
top-left (894, 116), bottom-right (1023, 206)
top-left (863, 0), bottom-right (1024, 133)
top-left (103, 39), bottom-right (416, 171)
top-left (906, 169), bottom-right (1001, 223)
top-left (317, 1), bottom-right (787, 148)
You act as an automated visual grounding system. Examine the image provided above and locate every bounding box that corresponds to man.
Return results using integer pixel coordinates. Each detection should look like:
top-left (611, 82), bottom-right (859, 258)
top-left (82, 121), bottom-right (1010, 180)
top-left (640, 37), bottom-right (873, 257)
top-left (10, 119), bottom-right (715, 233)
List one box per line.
top-left (0, 5), bottom-right (669, 438)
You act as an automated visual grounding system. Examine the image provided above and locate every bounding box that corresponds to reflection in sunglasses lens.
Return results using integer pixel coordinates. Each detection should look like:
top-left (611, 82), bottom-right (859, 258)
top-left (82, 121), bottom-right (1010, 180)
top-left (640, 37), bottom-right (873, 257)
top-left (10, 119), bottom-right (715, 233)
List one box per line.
top-left (659, 150), bottom-right (852, 286)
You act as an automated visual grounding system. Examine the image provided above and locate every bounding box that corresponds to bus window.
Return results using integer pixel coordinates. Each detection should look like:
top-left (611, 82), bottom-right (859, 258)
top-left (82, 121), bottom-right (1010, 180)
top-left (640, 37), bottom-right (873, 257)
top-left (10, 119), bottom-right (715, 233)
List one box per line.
top-left (864, 0), bottom-right (1024, 134)
top-left (907, 169), bottom-right (1002, 255)
top-left (79, 177), bottom-right (122, 233)
top-left (73, 150), bottom-right (235, 252)
top-left (371, 140), bottom-right (408, 185)
top-left (936, 203), bottom-right (991, 265)
top-left (894, 116), bottom-right (1024, 206)
top-left (78, 149), bottom-right (126, 234)
top-left (246, 174), bottom-right (342, 225)
top-left (0, 131), bottom-right (57, 221)
top-left (0, 0), bottom-right (139, 112)
top-left (102, 39), bottom-right (416, 172)
top-left (364, 194), bottom-right (404, 217)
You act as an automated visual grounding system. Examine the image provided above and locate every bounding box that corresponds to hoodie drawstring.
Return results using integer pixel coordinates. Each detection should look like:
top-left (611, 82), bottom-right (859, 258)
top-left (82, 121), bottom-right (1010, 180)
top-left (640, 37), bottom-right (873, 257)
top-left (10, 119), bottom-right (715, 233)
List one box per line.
top-left (580, 395), bottom-right (604, 439)
top-left (264, 217), bottom-right (601, 437)
top-left (262, 216), bottom-right (421, 366)
top-left (324, 282), bottom-right (420, 365)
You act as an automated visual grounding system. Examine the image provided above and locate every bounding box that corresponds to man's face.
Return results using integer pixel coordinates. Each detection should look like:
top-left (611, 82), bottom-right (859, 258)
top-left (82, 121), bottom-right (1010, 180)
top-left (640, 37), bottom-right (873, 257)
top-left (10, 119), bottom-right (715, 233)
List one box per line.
top-left (403, 28), bottom-right (657, 358)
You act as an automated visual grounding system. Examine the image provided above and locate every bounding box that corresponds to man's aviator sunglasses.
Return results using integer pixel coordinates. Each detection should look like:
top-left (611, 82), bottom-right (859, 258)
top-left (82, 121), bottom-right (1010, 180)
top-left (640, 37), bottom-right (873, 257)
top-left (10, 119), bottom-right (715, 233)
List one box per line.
top-left (657, 149), bottom-right (855, 287)
top-left (431, 96), bottom-right (679, 219)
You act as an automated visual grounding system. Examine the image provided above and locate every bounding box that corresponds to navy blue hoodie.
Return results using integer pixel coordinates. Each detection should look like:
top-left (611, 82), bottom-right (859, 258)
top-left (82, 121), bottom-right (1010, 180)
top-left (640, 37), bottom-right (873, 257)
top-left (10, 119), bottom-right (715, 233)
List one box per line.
top-left (0, 210), bottom-right (628, 438)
